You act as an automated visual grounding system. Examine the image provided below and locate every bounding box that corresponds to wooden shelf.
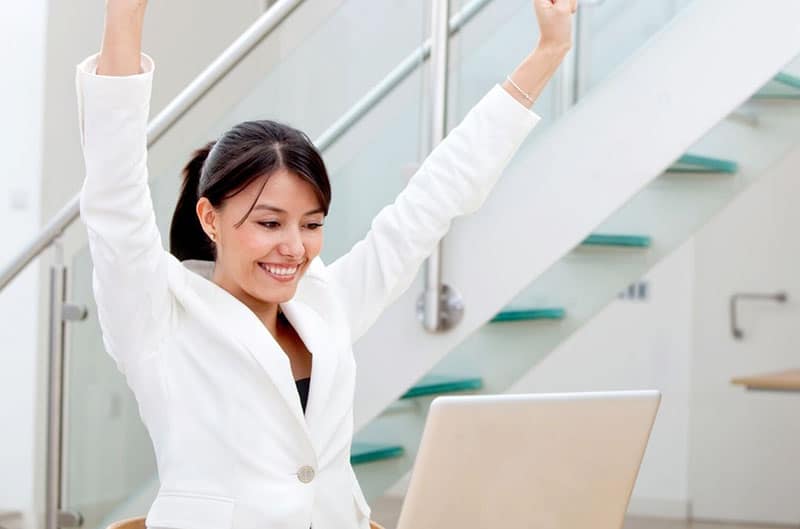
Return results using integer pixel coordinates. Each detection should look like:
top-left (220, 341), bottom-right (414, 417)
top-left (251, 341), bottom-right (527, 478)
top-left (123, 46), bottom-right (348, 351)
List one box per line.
top-left (731, 369), bottom-right (800, 391)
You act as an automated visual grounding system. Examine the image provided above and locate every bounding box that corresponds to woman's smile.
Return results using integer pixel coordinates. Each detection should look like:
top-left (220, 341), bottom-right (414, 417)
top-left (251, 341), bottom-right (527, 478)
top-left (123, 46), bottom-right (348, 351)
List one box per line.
top-left (258, 261), bottom-right (304, 282)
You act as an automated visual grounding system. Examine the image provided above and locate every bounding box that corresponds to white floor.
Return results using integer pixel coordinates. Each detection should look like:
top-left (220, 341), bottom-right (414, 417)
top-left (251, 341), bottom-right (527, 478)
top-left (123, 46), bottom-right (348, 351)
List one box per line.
top-left (0, 511), bottom-right (21, 529)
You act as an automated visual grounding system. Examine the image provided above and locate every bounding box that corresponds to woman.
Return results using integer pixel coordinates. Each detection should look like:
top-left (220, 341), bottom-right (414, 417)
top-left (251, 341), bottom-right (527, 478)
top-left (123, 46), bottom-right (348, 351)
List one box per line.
top-left (78, 1), bottom-right (574, 528)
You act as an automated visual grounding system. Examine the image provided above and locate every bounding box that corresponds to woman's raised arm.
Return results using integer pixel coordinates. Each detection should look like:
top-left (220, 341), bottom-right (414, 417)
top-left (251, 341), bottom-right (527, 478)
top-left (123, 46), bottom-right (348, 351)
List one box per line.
top-left (502, 0), bottom-right (576, 108)
top-left (97, 0), bottom-right (148, 76)
top-left (78, 0), bottom-right (174, 373)
top-left (327, 0), bottom-right (574, 342)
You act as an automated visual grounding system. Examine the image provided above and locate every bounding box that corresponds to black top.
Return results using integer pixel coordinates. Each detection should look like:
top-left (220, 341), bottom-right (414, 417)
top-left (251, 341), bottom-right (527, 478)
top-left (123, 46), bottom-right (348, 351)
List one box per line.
top-left (295, 377), bottom-right (311, 413)
top-left (295, 377), bottom-right (312, 529)
top-left (282, 309), bottom-right (311, 414)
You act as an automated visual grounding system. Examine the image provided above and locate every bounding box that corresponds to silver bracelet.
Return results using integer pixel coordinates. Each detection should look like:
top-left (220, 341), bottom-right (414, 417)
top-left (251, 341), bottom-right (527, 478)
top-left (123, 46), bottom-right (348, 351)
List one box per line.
top-left (505, 75), bottom-right (534, 104)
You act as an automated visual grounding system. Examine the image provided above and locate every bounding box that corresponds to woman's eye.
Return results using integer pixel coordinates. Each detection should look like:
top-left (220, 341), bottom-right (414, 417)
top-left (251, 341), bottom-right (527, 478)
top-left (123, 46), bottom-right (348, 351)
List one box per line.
top-left (258, 221), bottom-right (280, 229)
top-left (306, 223), bottom-right (324, 230)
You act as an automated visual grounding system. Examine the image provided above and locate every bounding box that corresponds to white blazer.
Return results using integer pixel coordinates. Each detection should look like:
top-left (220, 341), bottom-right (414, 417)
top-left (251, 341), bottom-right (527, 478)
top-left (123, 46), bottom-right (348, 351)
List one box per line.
top-left (75, 51), bottom-right (539, 529)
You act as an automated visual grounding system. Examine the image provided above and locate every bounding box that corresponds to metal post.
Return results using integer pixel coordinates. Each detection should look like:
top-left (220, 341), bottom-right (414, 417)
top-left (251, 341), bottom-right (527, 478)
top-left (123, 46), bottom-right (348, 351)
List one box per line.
top-left (421, 0), bottom-right (449, 332)
top-left (45, 264), bottom-right (66, 529)
top-left (550, 36), bottom-right (576, 117)
top-left (45, 242), bottom-right (85, 529)
top-left (572, 2), bottom-right (588, 104)
top-left (418, 0), bottom-right (464, 332)
top-left (552, 0), bottom-right (606, 117)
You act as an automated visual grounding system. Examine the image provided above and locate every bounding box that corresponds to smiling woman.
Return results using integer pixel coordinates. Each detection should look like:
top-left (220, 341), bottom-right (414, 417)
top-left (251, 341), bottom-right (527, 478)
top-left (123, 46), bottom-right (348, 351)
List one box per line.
top-left (80, 0), bottom-right (573, 528)
top-left (169, 119), bottom-right (330, 335)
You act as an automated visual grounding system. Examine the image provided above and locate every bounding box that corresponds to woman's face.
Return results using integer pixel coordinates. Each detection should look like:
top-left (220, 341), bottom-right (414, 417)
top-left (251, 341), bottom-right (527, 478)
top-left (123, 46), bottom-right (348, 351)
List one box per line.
top-left (197, 168), bottom-right (325, 311)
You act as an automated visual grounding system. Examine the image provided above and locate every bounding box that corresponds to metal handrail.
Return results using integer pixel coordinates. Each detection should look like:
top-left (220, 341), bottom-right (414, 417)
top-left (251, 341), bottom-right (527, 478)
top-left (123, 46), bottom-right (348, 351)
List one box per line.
top-left (730, 291), bottom-right (788, 340)
top-left (0, 0), bottom-right (304, 291)
top-left (315, 0), bottom-right (494, 151)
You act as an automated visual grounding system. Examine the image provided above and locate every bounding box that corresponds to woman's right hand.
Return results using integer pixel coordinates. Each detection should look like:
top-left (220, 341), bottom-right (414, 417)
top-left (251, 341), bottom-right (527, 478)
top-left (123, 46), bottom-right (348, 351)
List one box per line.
top-left (533, 0), bottom-right (575, 53)
top-left (97, 0), bottom-right (148, 76)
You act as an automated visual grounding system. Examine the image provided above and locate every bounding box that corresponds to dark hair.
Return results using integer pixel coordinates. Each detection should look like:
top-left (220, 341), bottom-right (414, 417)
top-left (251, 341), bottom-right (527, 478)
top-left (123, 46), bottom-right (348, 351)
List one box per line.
top-left (169, 120), bottom-right (331, 262)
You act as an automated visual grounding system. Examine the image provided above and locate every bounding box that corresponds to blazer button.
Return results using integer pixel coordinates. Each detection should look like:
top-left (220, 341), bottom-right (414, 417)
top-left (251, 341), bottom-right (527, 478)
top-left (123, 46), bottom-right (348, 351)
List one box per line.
top-left (297, 465), bottom-right (315, 484)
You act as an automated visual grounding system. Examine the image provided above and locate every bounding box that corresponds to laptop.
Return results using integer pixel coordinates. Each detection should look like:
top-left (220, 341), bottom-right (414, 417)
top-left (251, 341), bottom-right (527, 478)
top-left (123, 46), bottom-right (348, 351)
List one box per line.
top-left (394, 390), bottom-right (661, 529)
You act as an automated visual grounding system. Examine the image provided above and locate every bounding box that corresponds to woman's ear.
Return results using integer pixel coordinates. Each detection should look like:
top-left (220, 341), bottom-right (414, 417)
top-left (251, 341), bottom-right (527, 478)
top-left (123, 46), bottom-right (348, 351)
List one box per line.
top-left (196, 197), bottom-right (218, 242)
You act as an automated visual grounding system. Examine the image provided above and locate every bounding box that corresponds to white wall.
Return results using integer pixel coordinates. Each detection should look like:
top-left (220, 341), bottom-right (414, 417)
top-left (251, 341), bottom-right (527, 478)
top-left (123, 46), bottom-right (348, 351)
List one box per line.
top-left (510, 142), bottom-right (800, 524)
top-left (0, 1), bottom-right (47, 527)
top-left (509, 241), bottom-right (696, 519)
top-left (689, 135), bottom-right (800, 525)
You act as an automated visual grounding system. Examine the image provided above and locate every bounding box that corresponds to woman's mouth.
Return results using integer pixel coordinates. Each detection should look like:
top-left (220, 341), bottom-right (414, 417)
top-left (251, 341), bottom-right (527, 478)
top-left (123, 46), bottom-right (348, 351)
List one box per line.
top-left (258, 262), bottom-right (302, 283)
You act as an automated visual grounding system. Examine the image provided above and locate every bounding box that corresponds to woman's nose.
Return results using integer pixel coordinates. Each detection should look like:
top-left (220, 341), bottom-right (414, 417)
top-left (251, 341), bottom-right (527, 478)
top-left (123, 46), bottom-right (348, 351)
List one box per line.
top-left (278, 230), bottom-right (304, 259)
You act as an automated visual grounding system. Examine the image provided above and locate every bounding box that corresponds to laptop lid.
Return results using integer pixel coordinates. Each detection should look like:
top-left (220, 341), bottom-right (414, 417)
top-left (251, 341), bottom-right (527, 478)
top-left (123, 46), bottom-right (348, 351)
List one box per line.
top-left (395, 390), bottom-right (661, 529)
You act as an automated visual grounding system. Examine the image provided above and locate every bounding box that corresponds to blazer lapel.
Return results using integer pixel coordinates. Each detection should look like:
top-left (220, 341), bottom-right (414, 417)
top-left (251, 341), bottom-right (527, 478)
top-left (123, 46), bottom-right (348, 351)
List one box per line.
top-left (178, 260), bottom-right (309, 436)
top-left (279, 299), bottom-right (339, 448)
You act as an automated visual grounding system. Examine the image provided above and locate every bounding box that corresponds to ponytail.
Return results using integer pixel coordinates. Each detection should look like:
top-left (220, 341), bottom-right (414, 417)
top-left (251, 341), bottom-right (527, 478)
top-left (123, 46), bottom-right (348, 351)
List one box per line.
top-left (169, 141), bottom-right (216, 262)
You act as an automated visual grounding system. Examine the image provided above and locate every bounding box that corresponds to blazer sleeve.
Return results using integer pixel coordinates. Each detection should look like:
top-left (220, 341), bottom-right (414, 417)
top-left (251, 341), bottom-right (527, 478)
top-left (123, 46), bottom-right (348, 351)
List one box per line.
top-left (76, 52), bottom-right (174, 373)
top-left (327, 85), bottom-right (540, 343)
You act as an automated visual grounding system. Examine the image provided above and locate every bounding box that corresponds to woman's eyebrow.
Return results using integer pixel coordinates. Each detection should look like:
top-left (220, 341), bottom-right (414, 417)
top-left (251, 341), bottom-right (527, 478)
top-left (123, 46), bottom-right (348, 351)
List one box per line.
top-left (253, 204), bottom-right (325, 215)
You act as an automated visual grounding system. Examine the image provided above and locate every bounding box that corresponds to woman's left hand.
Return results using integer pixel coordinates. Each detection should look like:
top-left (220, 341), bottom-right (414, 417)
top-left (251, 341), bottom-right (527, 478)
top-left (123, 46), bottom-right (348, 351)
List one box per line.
top-left (533, 0), bottom-right (576, 53)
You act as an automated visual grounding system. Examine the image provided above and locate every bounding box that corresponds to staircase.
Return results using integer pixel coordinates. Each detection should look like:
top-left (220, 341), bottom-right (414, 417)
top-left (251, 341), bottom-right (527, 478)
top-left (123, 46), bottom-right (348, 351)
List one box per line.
top-left (348, 0), bottom-right (800, 499)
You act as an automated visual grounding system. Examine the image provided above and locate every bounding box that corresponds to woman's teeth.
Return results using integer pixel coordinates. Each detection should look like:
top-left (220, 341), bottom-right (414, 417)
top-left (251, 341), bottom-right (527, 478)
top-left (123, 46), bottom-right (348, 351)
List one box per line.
top-left (259, 262), bottom-right (301, 280)
top-left (266, 265), bottom-right (297, 275)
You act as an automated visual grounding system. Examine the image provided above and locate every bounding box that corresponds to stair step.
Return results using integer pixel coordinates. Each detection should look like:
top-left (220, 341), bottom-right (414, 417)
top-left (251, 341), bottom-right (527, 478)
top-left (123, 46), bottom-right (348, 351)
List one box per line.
top-left (753, 71), bottom-right (800, 99)
top-left (491, 308), bottom-right (566, 323)
top-left (351, 442), bottom-right (405, 465)
top-left (582, 233), bottom-right (652, 248)
top-left (667, 153), bottom-right (739, 174)
top-left (401, 375), bottom-right (483, 399)
top-left (775, 72), bottom-right (800, 90)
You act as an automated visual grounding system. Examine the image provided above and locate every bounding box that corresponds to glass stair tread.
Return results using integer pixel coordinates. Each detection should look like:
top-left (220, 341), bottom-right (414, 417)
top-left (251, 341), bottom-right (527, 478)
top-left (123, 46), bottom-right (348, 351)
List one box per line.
top-left (667, 153), bottom-right (738, 174)
top-left (491, 308), bottom-right (566, 323)
top-left (351, 442), bottom-right (405, 465)
top-left (582, 233), bottom-right (651, 248)
top-left (401, 375), bottom-right (483, 399)
top-left (753, 72), bottom-right (800, 99)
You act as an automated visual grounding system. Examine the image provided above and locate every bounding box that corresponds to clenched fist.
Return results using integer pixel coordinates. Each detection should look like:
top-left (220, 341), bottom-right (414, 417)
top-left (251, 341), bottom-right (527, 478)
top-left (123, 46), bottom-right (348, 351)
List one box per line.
top-left (98, 0), bottom-right (147, 76)
top-left (533, 0), bottom-right (576, 52)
